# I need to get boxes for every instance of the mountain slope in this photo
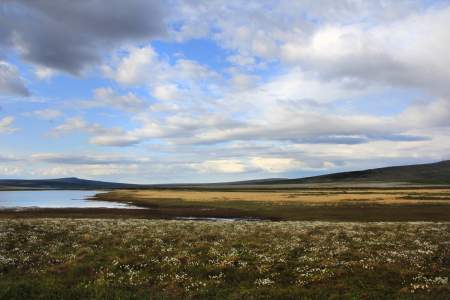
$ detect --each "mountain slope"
[260,160,450,185]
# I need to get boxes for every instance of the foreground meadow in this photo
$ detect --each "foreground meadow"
[1,219,449,299]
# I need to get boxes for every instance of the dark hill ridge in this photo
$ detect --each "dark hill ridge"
[1,160,449,189]
[261,160,450,185]
[0,177,141,189]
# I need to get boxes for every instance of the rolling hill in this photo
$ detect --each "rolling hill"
[1,160,449,189]
[259,160,450,185]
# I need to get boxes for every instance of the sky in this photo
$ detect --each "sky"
[1,0,450,183]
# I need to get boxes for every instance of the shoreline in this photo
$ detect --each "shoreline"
[3,203,450,222]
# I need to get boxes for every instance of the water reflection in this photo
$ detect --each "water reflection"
[0,190,142,209]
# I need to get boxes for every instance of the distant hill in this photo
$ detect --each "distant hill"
[257,160,450,185]
[0,177,142,190]
[1,161,449,189]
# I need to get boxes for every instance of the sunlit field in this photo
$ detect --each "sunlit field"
[84,188,450,222]
[98,188,450,205]
[1,219,449,299]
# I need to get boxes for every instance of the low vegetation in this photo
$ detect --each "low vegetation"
[1,219,449,299]
[2,188,450,298]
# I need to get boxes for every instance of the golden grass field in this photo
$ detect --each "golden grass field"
[81,187,450,222]
[98,188,450,205]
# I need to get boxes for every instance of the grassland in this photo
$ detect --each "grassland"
[1,219,449,299]
[95,188,450,205]
[2,188,450,299]
[84,188,450,221]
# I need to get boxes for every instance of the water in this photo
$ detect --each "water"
[0,190,142,209]
[175,216,262,222]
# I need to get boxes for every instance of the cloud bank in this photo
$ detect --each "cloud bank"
[1,0,450,182]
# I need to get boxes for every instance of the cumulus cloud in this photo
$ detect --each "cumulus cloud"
[0,116,18,133]
[3,0,450,181]
[34,66,56,80]
[105,46,158,86]
[52,117,120,136]
[89,135,140,147]
[398,99,450,128]
[280,7,450,97]
[170,1,450,98]
[229,73,259,91]
[51,117,91,135]
[103,45,219,100]
[169,1,420,63]
[72,74,448,150]
[250,157,304,173]
[80,87,147,112]
[0,0,167,74]
[0,61,29,96]
[152,84,180,101]
[51,116,140,146]
[249,157,338,173]
[190,159,247,173]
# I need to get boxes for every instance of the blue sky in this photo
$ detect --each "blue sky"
[1,0,450,183]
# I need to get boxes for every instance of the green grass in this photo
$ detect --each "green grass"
[1,219,449,299]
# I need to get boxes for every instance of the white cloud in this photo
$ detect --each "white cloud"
[30,164,140,177]
[152,84,181,100]
[230,73,259,91]
[51,117,124,139]
[34,66,56,80]
[104,45,219,101]
[190,159,247,173]
[51,116,140,146]
[52,117,89,134]
[4,1,450,182]
[280,6,450,96]
[104,46,158,86]
[227,54,256,67]
[250,157,337,173]
[89,135,140,147]
[80,87,147,112]
[250,157,304,173]
[398,99,450,128]
[0,116,18,134]
[0,165,23,176]
[170,1,423,64]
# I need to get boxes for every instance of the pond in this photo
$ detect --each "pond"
[0,190,142,209]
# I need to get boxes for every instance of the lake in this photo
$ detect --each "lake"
[0,190,142,209]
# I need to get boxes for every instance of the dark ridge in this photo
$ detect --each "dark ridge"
[1,160,449,189]
[0,177,141,189]
[256,160,450,185]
